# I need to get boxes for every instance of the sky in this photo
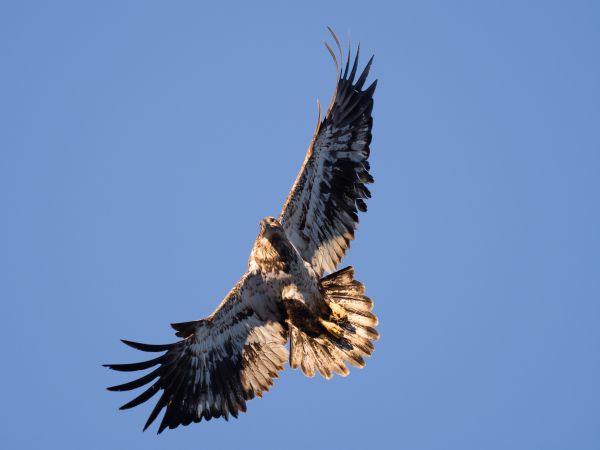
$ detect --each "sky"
[1,1,599,449]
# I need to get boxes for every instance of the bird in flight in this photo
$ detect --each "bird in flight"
[105,28,378,433]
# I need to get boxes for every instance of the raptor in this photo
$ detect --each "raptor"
[105,28,378,433]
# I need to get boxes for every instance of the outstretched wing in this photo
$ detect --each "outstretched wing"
[279,32,376,277]
[104,273,288,433]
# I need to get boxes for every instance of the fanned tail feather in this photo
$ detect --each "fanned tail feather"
[288,266,378,379]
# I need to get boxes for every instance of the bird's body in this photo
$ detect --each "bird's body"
[250,217,322,312]
[106,29,378,433]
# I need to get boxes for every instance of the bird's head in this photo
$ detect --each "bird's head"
[251,216,293,271]
[259,216,283,238]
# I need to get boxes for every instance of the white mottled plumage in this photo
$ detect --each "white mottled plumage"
[105,29,378,433]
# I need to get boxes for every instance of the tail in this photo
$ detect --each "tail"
[288,266,379,379]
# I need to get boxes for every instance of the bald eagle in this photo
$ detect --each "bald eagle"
[105,28,378,433]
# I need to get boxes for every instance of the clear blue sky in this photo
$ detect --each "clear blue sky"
[2,1,599,449]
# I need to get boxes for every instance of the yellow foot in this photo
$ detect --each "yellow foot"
[329,302,348,322]
[320,319,344,339]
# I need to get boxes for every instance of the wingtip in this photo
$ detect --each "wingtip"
[367,78,378,94]
[354,54,375,90]
[144,418,154,433]
[323,41,339,73]
[121,339,173,352]
[326,26,343,66]
[348,43,361,82]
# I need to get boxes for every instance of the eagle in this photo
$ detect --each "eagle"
[105,28,378,433]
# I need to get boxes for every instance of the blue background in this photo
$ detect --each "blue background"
[2,1,599,449]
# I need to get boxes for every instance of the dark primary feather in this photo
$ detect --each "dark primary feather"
[280,43,376,277]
